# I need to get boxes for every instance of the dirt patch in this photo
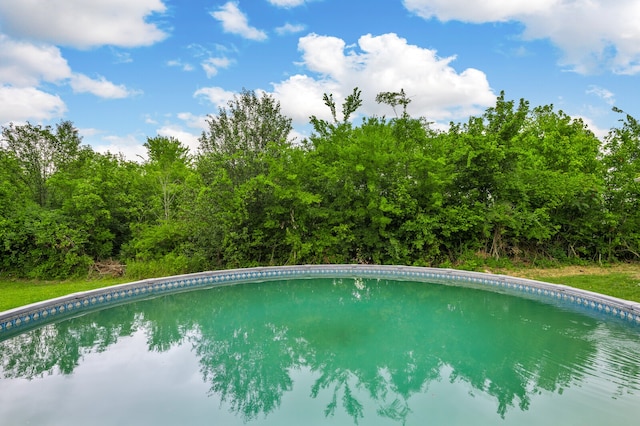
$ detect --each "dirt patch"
[89,260,126,277]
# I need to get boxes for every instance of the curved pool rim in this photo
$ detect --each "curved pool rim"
[2,264,640,337]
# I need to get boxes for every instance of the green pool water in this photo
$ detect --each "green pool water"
[1,277,639,425]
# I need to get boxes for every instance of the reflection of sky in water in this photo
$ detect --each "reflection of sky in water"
[0,330,214,425]
[1,337,634,426]
[1,278,639,425]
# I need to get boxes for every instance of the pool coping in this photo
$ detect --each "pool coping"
[2,265,640,337]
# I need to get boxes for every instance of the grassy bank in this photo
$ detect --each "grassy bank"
[496,264,640,303]
[0,276,131,312]
[1,263,639,313]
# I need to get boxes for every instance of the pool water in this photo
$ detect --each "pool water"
[1,277,639,425]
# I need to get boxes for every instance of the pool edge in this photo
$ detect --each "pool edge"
[2,265,640,336]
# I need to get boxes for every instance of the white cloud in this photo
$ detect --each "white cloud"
[268,0,309,7]
[403,0,640,74]
[201,57,233,78]
[0,34,140,123]
[0,85,66,123]
[211,2,267,41]
[586,85,615,106]
[111,49,133,64]
[0,35,71,86]
[167,60,195,72]
[176,112,209,130]
[275,23,306,36]
[194,33,494,131]
[156,125,201,153]
[574,115,609,140]
[403,0,553,22]
[94,134,147,162]
[91,113,208,161]
[271,33,494,125]
[69,74,140,99]
[271,75,340,124]
[194,86,236,109]
[79,128,102,138]
[0,0,168,49]
[144,115,159,125]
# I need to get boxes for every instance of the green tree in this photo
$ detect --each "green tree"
[143,136,192,222]
[199,89,293,187]
[602,108,640,259]
[302,89,445,264]
[1,121,83,207]
[437,93,603,262]
[193,89,295,268]
[122,137,199,275]
[47,150,147,263]
[375,88,412,118]
[521,105,603,260]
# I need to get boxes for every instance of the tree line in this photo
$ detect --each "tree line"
[1,89,638,279]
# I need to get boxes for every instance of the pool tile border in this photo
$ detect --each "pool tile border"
[2,265,640,337]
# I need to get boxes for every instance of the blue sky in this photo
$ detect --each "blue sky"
[1,0,638,159]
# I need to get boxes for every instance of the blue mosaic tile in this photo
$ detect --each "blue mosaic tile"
[2,265,639,337]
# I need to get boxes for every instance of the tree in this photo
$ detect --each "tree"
[199,89,292,185]
[309,87,363,140]
[303,88,446,264]
[435,92,604,262]
[191,89,295,268]
[121,137,200,275]
[375,88,411,118]
[601,108,640,259]
[0,121,83,207]
[200,88,292,154]
[143,136,192,222]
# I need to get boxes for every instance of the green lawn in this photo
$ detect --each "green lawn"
[497,264,640,303]
[1,264,639,312]
[532,273,640,302]
[0,277,130,312]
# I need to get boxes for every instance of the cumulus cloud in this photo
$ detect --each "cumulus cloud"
[573,115,609,140]
[177,112,209,130]
[156,125,201,153]
[0,0,168,49]
[194,86,237,109]
[147,113,208,155]
[93,134,148,161]
[0,36,70,122]
[0,35,71,86]
[0,35,141,122]
[194,33,495,129]
[271,33,494,125]
[201,57,233,78]
[0,85,67,123]
[211,2,267,41]
[275,23,306,36]
[69,74,141,99]
[403,0,552,22]
[403,0,640,74]
[271,75,340,124]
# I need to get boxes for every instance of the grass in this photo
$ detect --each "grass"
[1,263,639,312]
[492,263,640,303]
[0,276,131,312]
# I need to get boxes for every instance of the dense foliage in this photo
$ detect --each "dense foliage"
[1,90,639,278]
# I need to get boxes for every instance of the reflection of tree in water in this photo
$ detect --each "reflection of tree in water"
[2,278,640,423]
[0,307,140,379]
[193,321,301,420]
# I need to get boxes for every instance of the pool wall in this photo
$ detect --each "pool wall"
[2,265,640,337]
